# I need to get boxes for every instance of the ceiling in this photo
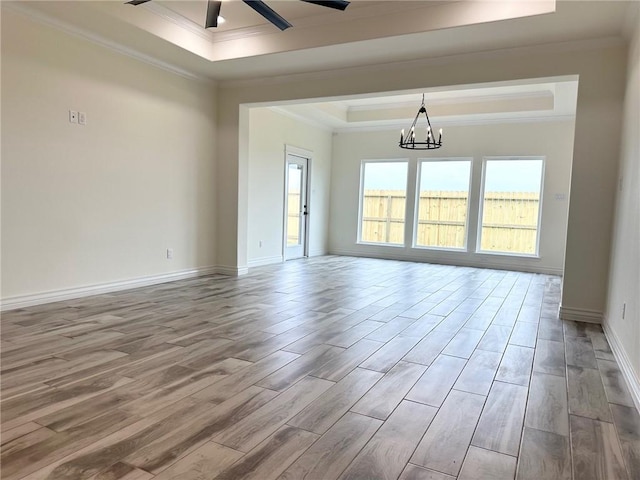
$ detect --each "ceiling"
[158,1,388,32]
[3,1,635,81]
[4,0,632,132]
[270,78,580,132]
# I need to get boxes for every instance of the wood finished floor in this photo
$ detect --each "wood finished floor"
[1,256,639,480]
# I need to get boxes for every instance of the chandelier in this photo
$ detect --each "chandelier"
[399,94,442,150]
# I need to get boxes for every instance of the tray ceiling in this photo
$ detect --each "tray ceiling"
[2,1,632,81]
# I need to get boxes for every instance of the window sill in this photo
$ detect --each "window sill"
[475,250,540,259]
[411,246,467,253]
[357,241,405,248]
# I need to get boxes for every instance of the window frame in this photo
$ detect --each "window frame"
[412,157,473,252]
[476,156,546,258]
[357,158,409,247]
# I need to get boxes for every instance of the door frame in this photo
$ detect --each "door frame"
[283,145,312,260]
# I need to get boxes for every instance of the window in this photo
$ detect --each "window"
[479,157,544,255]
[415,159,471,249]
[359,161,408,245]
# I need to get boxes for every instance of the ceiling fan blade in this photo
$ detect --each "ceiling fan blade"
[242,0,292,31]
[205,0,222,28]
[125,0,152,5]
[299,0,350,11]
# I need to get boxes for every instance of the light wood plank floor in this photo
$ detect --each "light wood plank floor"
[2,256,639,480]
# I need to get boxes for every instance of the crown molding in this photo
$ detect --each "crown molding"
[346,90,555,113]
[219,35,624,88]
[3,2,212,84]
[332,114,576,134]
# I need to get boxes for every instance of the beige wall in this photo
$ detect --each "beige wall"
[605,10,640,401]
[247,108,333,265]
[218,41,626,320]
[1,10,218,303]
[329,121,575,274]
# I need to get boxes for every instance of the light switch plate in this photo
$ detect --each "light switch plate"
[69,110,77,123]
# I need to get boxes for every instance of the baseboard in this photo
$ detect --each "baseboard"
[216,265,249,276]
[246,251,326,268]
[247,255,284,268]
[328,248,564,275]
[603,320,640,412]
[1,265,227,311]
[559,306,603,323]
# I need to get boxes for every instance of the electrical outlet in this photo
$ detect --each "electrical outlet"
[78,111,86,125]
[622,302,626,319]
[69,110,78,123]
[166,248,174,260]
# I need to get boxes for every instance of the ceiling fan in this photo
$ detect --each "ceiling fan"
[126,0,350,31]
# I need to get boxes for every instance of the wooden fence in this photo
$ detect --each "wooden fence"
[287,190,539,253]
[287,192,301,245]
[361,190,539,253]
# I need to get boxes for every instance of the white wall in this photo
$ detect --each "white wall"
[604,8,640,405]
[247,109,333,266]
[329,121,575,274]
[1,9,218,306]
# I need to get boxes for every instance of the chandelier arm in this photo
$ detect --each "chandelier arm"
[409,112,420,138]
[423,111,434,131]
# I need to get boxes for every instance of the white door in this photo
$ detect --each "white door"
[284,155,309,260]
